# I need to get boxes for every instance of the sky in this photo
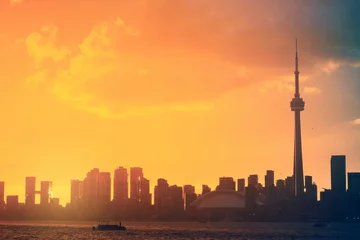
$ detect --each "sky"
[0,0,359,206]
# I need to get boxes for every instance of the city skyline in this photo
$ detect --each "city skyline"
[0,0,360,205]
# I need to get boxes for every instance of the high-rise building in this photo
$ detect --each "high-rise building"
[140,177,151,206]
[183,185,195,194]
[0,182,4,205]
[237,179,245,193]
[82,168,99,208]
[265,170,275,188]
[154,178,169,211]
[331,155,346,193]
[6,195,19,209]
[169,185,184,214]
[183,185,196,209]
[290,40,305,197]
[130,167,143,202]
[202,185,211,195]
[25,177,36,205]
[348,172,360,194]
[40,181,52,205]
[70,180,82,206]
[114,167,128,202]
[248,175,258,187]
[217,177,235,190]
[98,172,111,206]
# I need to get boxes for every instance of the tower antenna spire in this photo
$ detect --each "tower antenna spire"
[294,38,300,97]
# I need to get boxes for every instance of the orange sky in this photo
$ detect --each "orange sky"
[0,0,359,206]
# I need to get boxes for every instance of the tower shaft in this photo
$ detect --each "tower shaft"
[290,39,305,197]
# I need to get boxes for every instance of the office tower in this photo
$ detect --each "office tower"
[0,182,4,205]
[114,167,128,202]
[331,155,346,193]
[140,177,151,206]
[130,167,143,202]
[248,174,258,187]
[202,185,211,195]
[305,175,317,202]
[50,198,60,206]
[70,180,82,206]
[276,179,285,188]
[265,170,275,188]
[183,185,196,209]
[25,177,36,205]
[237,179,245,193]
[6,196,19,209]
[348,172,360,193]
[285,176,294,192]
[183,185,195,194]
[82,168,99,208]
[40,181,52,205]
[98,172,111,206]
[154,178,169,211]
[169,185,184,213]
[218,177,235,190]
[290,40,305,196]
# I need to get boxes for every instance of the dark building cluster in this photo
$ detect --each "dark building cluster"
[0,158,359,222]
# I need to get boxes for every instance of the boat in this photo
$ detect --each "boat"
[92,220,126,231]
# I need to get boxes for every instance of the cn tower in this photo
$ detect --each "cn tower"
[290,39,305,197]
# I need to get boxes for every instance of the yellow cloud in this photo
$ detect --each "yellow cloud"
[24,19,220,118]
[304,86,322,94]
[9,0,23,4]
[351,118,360,125]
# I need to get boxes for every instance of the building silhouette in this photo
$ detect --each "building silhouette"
[290,39,305,197]
[331,155,346,194]
[70,180,82,207]
[202,185,211,195]
[113,167,128,202]
[40,181,52,205]
[348,172,360,193]
[217,177,235,190]
[248,174,258,187]
[25,177,36,206]
[0,182,4,206]
[265,170,274,188]
[237,178,245,193]
[98,172,111,209]
[130,167,143,203]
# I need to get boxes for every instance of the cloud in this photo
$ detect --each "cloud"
[23,1,360,117]
[304,86,322,94]
[9,0,24,4]
[351,118,360,125]
[24,19,247,117]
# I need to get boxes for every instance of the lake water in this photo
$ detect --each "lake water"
[0,221,359,239]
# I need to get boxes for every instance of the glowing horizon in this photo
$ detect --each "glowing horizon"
[0,0,359,206]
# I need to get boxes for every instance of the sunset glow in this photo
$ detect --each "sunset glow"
[0,0,359,206]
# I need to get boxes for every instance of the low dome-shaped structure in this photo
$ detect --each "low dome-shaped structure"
[190,190,246,209]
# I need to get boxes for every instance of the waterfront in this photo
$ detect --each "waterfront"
[0,221,359,240]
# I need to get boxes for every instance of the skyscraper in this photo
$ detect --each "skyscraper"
[70,180,82,206]
[130,167,143,202]
[348,172,360,193]
[0,182,4,205]
[140,177,151,206]
[290,40,305,197]
[40,181,52,205]
[98,172,111,207]
[265,170,275,188]
[25,177,36,205]
[331,155,346,193]
[248,174,258,187]
[114,167,128,202]
[237,179,245,193]
[217,177,235,190]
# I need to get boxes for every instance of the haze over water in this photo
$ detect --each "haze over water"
[0,222,359,240]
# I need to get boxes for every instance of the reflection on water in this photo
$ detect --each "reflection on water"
[0,221,359,240]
